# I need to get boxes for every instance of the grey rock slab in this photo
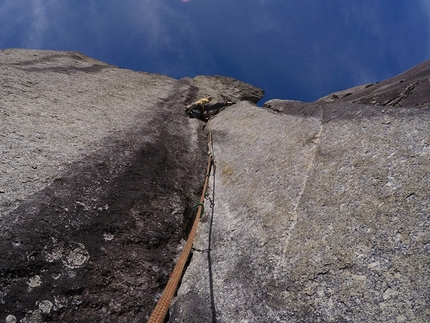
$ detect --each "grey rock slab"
[170,101,323,322]
[0,49,178,219]
[170,100,430,322]
[280,103,430,322]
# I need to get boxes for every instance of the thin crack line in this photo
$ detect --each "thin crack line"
[282,106,324,256]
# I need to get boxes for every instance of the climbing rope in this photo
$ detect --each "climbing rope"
[147,129,214,323]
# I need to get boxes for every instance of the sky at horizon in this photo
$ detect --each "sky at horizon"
[1,0,430,103]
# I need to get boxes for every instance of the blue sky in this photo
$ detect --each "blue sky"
[1,0,430,103]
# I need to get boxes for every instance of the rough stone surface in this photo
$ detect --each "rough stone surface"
[317,59,430,108]
[2,48,429,323]
[0,49,263,322]
[186,75,265,105]
[170,62,430,322]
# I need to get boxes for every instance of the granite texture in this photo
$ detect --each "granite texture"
[170,61,430,322]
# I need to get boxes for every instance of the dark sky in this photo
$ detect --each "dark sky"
[1,0,429,103]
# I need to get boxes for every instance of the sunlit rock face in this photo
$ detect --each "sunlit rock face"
[0,49,263,322]
[170,61,430,323]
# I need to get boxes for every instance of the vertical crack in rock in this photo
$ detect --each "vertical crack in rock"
[281,105,324,257]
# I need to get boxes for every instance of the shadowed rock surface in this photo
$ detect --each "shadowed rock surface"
[0,49,263,322]
[170,61,430,322]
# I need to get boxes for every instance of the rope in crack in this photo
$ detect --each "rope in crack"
[147,129,214,323]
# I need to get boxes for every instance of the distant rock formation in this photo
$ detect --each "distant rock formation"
[0,49,263,322]
[317,60,430,107]
[170,61,430,322]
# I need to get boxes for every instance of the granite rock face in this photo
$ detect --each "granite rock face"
[170,61,430,322]
[2,48,429,323]
[0,49,263,322]
[317,59,430,108]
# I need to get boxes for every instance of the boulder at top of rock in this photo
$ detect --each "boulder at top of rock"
[185,74,265,104]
